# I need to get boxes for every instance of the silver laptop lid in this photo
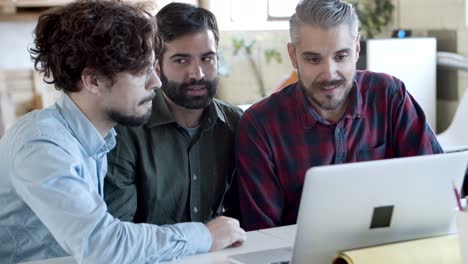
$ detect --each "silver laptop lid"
[292,152,468,264]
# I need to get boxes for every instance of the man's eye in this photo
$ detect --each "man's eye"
[336,54,348,61]
[306,57,320,63]
[203,57,212,62]
[174,58,187,64]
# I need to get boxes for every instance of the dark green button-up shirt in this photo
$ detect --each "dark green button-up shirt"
[104,89,243,225]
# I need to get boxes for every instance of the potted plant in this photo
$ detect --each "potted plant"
[349,0,395,39]
[231,36,282,98]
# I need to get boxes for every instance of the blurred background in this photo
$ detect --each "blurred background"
[0,0,467,139]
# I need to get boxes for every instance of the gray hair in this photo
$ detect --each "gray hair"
[289,0,359,44]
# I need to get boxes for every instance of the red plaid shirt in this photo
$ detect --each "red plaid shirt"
[235,70,443,231]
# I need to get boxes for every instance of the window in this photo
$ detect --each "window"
[267,0,299,20]
[210,0,300,30]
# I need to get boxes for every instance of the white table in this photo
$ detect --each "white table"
[19,226,296,264]
[257,225,296,244]
[161,228,293,264]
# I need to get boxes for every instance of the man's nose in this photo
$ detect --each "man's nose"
[319,59,338,81]
[146,69,161,90]
[188,61,205,80]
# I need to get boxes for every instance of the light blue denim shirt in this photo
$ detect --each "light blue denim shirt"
[0,94,211,264]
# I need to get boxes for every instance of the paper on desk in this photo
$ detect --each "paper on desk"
[332,235,461,264]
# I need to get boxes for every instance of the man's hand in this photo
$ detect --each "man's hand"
[206,216,246,251]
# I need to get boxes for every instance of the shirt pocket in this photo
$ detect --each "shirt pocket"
[357,143,387,161]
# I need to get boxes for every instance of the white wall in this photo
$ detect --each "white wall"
[396,0,468,132]
[0,22,36,70]
[217,30,293,105]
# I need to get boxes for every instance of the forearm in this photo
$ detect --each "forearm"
[15,174,212,263]
[13,142,211,263]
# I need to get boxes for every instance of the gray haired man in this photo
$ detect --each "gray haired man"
[236,0,442,231]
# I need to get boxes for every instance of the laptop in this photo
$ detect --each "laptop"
[229,152,468,264]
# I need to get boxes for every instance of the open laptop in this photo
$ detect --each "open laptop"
[229,152,468,264]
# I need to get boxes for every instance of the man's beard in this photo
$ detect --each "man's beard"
[299,74,354,111]
[160,70,218,110]
[108,94,154,126]
[109,110,152,126]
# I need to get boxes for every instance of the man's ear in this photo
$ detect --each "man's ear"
[355,34,361,63]
[81,68,104,94]
[155,63,161,77]
[287,42,298,69]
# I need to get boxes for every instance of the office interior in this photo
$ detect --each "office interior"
[2,0,468,263]
[0,0,467,137]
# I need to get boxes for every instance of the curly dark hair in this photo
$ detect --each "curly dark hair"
[155,2,219,48]
[30,0,160,92]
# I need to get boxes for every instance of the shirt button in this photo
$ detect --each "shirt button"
[193,174,197,180]
[194,206,198,213]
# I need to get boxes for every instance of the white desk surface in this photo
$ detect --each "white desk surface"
[258,225,296,244]
[20,226,295,264]
[161,229,292,264]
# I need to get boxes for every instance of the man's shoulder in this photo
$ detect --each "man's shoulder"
[356,70,403,95]
[213,98,243,117]
[246,83,298,118]
[3,107,78,154]
[17,107,71,140]
[212,98,244,127]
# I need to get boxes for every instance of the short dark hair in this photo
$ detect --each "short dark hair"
[30,0,159,93]
[155,2,219,47]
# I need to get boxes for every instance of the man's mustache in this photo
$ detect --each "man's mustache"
[186,78,212,86]
[313,79,346,88]
[138,93,156,105]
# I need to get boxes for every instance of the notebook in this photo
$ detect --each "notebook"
[333,234,460,264]
[229,152,468,264]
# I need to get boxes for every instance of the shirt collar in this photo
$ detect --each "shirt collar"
[146,88,226,129]
[56,93,116,157]
[296,76,364,128]
[341,77,364,119]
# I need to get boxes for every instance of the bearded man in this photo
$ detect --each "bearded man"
[235,0,443,231]
[104,2,243,225]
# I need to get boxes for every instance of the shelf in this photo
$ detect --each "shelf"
[0,0,73,20]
